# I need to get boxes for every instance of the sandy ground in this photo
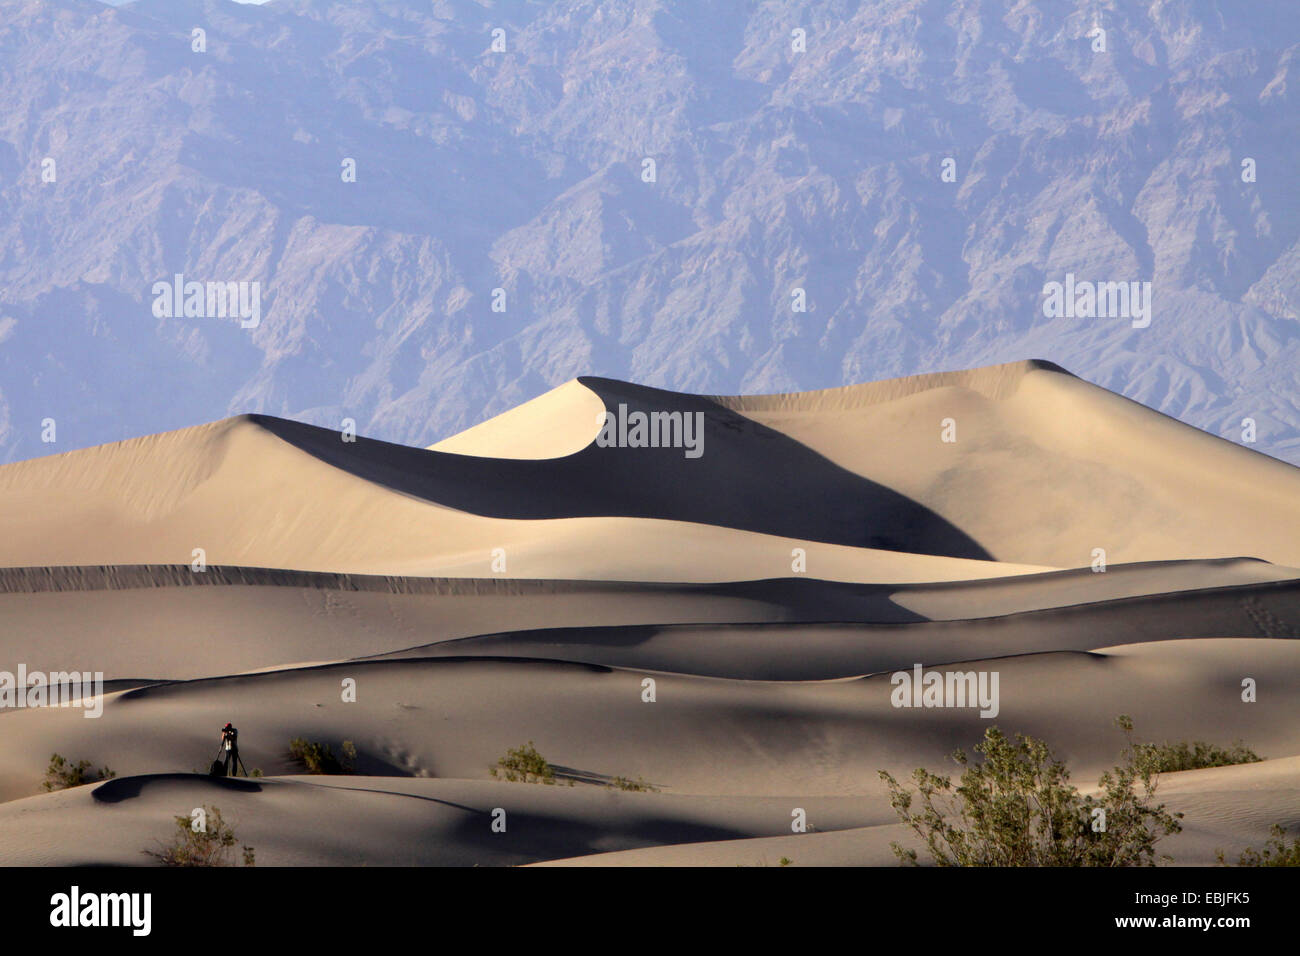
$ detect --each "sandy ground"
[1,359,1298,866]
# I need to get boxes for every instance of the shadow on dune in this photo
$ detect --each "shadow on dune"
[252,378,991,558]
[443,808,750,865]
[378,577,1300,680]
[548,764,663,790]
[91,773,263,803]
[292,780,485,815]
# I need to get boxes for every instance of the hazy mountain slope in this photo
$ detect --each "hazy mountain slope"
[0,0,1296,465]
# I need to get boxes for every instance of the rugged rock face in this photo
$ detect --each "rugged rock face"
[1,0,1296,463]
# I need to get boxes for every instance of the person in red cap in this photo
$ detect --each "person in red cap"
[219,722,240,777]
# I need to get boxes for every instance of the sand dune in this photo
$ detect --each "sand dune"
[1,638,1296,802]
[536,757,1300,867]
[0,638,1295,865]
[0,413,1048,582]
[428,379,607,459]
[2,360,1298,866]
[2,558,1294,681]
[383,576,1300,680]
[0,775,883,867]
[7,360,1299,580]
[711,361,1300,567]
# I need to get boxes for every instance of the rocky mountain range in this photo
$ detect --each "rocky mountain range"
[1,0,1297,463]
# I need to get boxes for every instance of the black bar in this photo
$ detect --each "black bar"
[0,865,1287,942]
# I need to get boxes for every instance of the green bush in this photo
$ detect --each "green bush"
[43,753,115,791]
[143,805,255,867]
[878,716,1184,866]
[1218,825,1300,867]
[490,741,555,784]
[288,737,356,775]
[1130,739,1261,773]
[607,775,659,792]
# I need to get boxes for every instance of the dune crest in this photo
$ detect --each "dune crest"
[428,380,606,459]
[709,358,1066,413]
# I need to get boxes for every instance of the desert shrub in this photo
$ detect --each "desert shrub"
[1130,739,1261,773]
[43,753,115,791]
[1218,825,1300,867]
[878,716,1183,866]
[490,741,554,784]
[143,805,255,867]
[288,737,356,774]
[608,775,659,792]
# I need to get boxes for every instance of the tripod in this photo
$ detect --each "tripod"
[213,740,246,777]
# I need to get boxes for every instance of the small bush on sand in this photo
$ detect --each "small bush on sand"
[1218,825,1300,867]
[878,716,1184,866]
[490,741,555,784]
[43,753,115,791]
[1131,739,1261,773]
[608,775,659,792]
[143,805,255,867]
[288,737,356,774]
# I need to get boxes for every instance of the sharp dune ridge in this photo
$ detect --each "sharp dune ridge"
[2,360,1300,865]
[369,576,1300,681]
[0,563,886,596]
[1,553,1293,605]
[705,358,1072,411]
